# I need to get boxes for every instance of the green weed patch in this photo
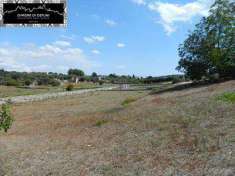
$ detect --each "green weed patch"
[217,92,235,103]
[121,97,137,106]
[95,119,109,127]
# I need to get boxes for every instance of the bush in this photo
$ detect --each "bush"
[208,73,220,83]
[5,78,20,87]
[0,103,14,132]
[95,119,108,127]
[99,80,104,85]
[50,79,61,87]
[24,79,32,86]
[66,84,74,91]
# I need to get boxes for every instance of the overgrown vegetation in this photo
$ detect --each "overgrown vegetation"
[0,103,14,132]
[177,0,235,81]
[217,91,235,103]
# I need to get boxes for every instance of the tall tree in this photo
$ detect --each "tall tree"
[206,0,235,77]
[68,69,85,83]
[91,72,98,78]
[177,18,214,80]
[177,0,235,80]
[68,69,85,77]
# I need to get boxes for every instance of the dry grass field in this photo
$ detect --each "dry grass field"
[0,83,107,98]
[0,81,235,176]
[0,86,62,98]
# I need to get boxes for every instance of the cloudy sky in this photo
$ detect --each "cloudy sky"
[0,0,215,76]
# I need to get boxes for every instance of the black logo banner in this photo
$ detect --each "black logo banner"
[3,3,65,25]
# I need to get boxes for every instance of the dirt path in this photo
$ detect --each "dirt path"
[0,86,117,105]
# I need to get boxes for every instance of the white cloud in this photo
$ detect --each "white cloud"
[60,34,77,41]
[83,35,105,44]
[131,0,146,6]
[57,65,69,72]
[148,0,214,35]
[91,14,101,20]
[0,42,97,73]
[117,43,126,48]
[31,65,52,72]
[91,49,101,55]
[0,48,9,56]
[116,65,126,69]
[53,41,71,47]
[0,57,32,72]
[105,19,117,27]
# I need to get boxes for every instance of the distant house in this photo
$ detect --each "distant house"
[98,76,102,81]
[75,77,80,84]
[70,76,80,84]
[29,80,38,88]
[120,84,129,90]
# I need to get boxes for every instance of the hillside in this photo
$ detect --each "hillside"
[0,81,235,176]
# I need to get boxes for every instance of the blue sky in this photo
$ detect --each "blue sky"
[0,0,214,76]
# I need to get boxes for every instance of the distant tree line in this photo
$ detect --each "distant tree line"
[142,75,186,84]
[0,68,186,87]
[0,69,68,87]
[177,0,235,81]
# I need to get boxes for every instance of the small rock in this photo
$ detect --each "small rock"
[224,168,235,176]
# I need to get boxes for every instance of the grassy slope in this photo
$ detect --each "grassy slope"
[0,81,235,175]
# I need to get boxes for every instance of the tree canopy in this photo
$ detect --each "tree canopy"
[177,0,235,80]
[68,69,85,77]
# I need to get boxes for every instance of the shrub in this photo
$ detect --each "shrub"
[5,78,20,87]
[95,119,108,127]
[0,103,14,132]
[50,79,61,87]
[217,92,235,103]
[208,73,220,83]
[24,79,32,86]
[66,84,74,91]
[99,80,104,85]
[121,97,137,106]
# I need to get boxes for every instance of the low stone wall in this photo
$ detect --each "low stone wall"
[0,87,117,105]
